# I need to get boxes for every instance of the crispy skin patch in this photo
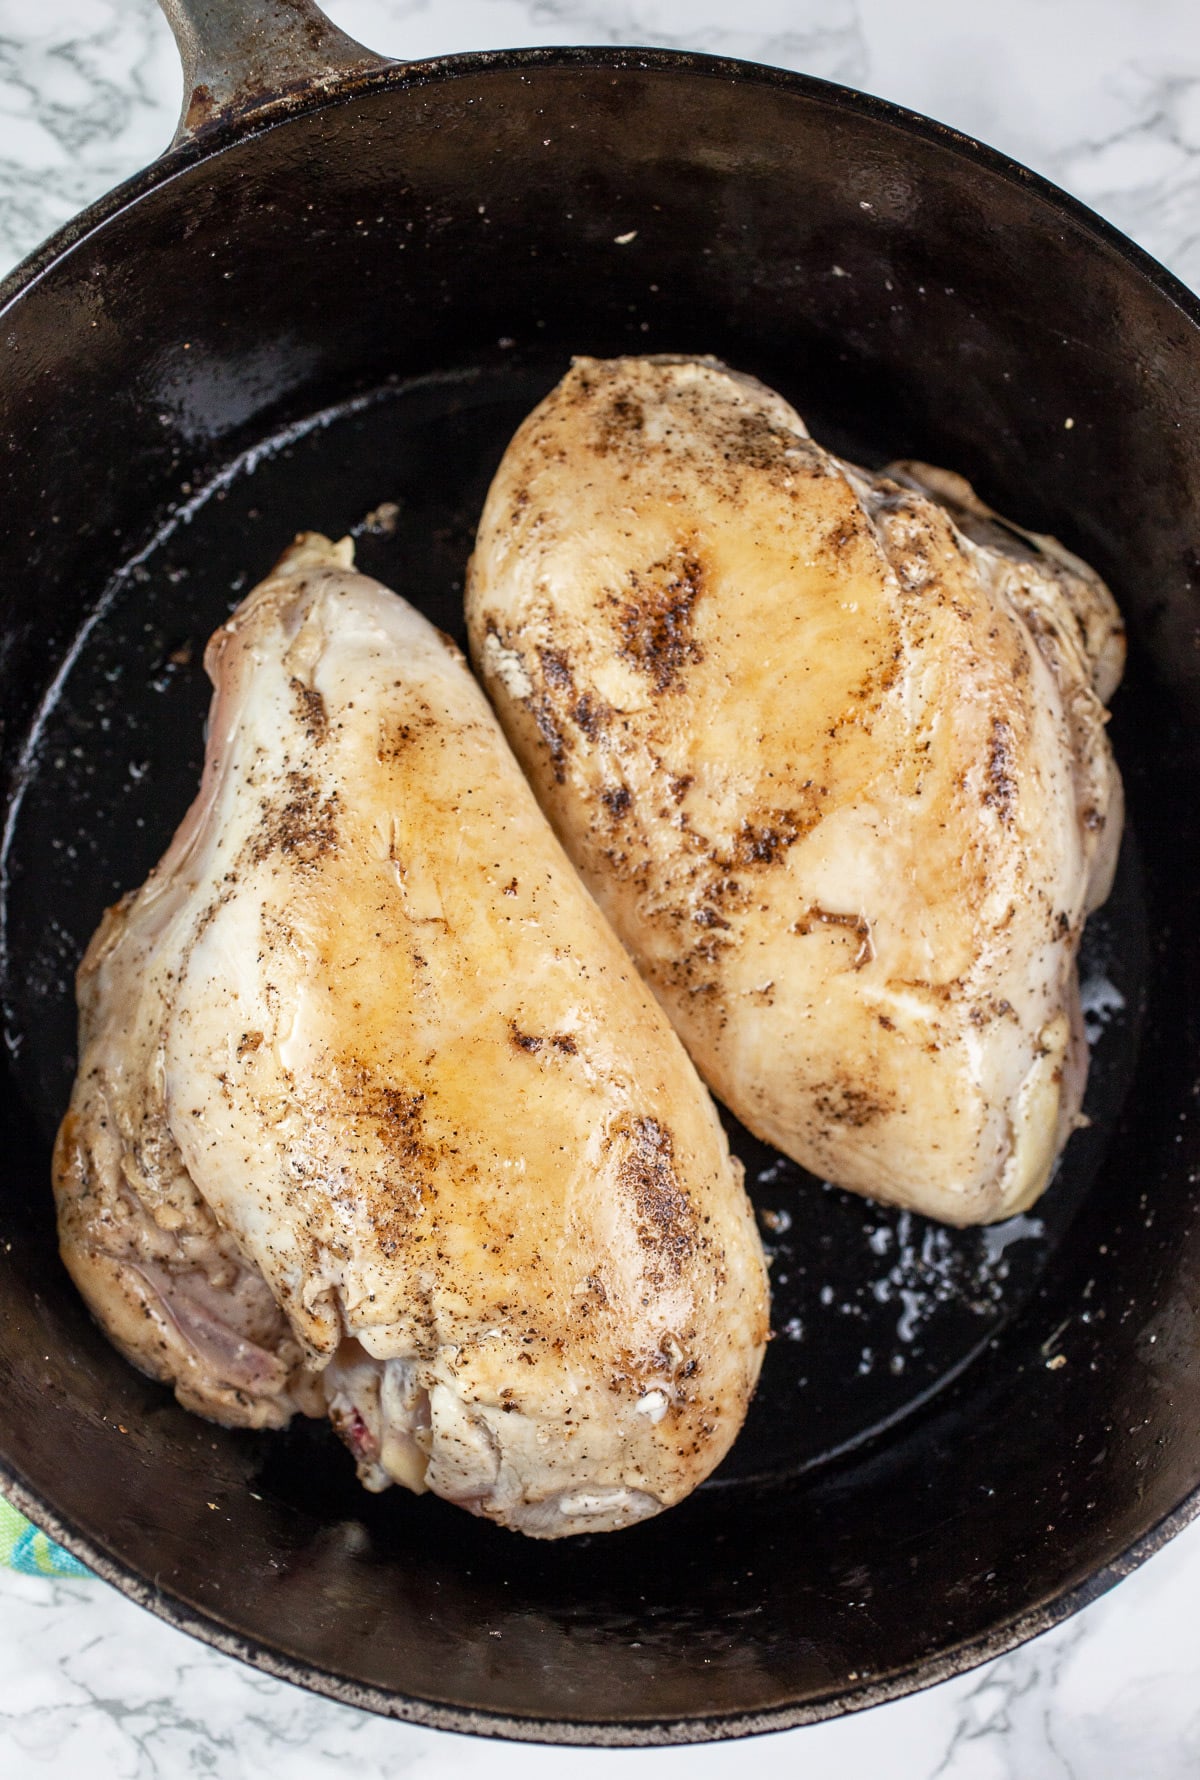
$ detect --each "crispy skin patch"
[538,645,573,691]
[485,625,616,783]
[727,810,812,868]
[616,1116,697,1278]
[986,717,1017,823]
[570,690,610,741]
[250,770,339,870]
[611,550,705,694]
[592,389,646,454]
[529,692,570,782]
[601,784,633,820]
[376,720,415,762]
[290,677,329,744]
[812,1080,894,1131]
[723,408,805,475]
[509,1022,578,1057]
[322,1061,438,1257]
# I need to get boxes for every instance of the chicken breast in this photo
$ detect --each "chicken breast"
[465,356,1125,1227]
[54,532,768,1537]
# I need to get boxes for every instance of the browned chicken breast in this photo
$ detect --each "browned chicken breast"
[466,356,1125,1227]
[54,533,768,1537]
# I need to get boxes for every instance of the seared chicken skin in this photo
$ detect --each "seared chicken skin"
[54,533,768,1537]
[466,356,1125,1227]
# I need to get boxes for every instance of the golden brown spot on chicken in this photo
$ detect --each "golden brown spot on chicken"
[538,645,574,692]
[823,519,861,555]
[527,693,570,782]
[376,718,416,761]
[612,550,705,694]
[616,1116,697,1276]
[813,1080,893,1130]
[727,807,816,868]
[968,996,1017,1028]
[693,905,731,931]
[570,691,609,741]
[985,717,1017,823]
[290,677,328,744]
[325,1062,437,1250]
[250,770,339,870]
[723,407,803,475]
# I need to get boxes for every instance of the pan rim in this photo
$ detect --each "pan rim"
[3,38,1200,1744]
[1,42,1198,333]
[2,1449,1198,1744]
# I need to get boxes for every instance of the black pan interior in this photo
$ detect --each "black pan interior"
[0,50,1198,1741]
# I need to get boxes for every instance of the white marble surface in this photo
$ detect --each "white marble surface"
[2,0,1200,1774]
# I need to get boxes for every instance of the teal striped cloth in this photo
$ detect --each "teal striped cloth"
[0,1495,90,1578]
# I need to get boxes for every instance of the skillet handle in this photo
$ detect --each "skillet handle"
[158,0,392,144]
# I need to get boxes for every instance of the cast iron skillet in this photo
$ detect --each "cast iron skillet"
[1,0,1198,1746]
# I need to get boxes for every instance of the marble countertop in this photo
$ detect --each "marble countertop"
[2,1,1199,1775]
